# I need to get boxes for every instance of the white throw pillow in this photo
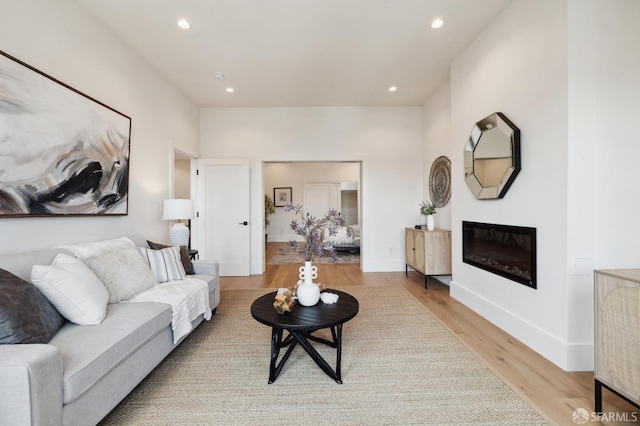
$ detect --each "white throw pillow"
[139,246,186,283]
[31,253,109,325]
[85,244,157,303]
[54,237,136,261]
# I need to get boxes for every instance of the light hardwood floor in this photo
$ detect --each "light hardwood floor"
[220,243,639,426]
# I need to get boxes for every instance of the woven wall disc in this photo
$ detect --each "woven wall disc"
[429,156,451,207]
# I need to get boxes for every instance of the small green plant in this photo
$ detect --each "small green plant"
[419,201,436,215]
[265,195,276,227]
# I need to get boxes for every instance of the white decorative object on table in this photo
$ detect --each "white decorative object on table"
[297,261,320,306]
[419,201,437,231]
[426,214,435,231]
[320,292,339,304]
[300,261,318,285]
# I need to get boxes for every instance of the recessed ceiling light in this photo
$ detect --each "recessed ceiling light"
[431,18,444,29]
[388,86,397,92]
[177,19,191,30]
[226,88,234,93]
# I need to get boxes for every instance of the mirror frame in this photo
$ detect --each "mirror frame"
[464,112,520,199]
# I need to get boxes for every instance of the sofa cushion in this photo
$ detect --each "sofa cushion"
[31,254,109,325]
[0,269,65,344]
[49,302,172,404]
[139,246,186,283]
[54,237,136,261]
[147,240,195,275]
[0,248,70,282]
[85,245,157,303]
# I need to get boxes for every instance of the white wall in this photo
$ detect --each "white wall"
[200,107,422,273]
[422,82,453,231]
[174,159,192,199]
[0,0,199,254]
[450,0,571,368]
[264,162,360,242]
[448,0,640,371]
[566,0,640,368]
[590,0,640,268]
[566,0,599,371]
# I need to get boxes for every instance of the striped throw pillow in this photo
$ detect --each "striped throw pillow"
[139,246,186,283]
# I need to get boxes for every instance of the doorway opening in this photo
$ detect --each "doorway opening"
[171,148,195,249]
[263,161,362,268]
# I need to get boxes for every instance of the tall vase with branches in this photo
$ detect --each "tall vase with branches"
[284,203,348,306]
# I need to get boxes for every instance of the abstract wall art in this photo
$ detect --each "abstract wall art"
[0,50,131,217]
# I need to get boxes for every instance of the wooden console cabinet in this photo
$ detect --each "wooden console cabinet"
[594,269,640,413]
[405,228,451,288]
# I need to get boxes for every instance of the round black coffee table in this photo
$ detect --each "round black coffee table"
[251,289,359,384]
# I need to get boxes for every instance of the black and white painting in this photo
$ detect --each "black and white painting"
[273,187,292,207]
[0,51,131,217]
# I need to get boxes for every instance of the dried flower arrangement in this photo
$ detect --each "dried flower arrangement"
[284,203,350,262]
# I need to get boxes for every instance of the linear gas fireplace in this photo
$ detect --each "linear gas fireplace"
[462,221,536,289]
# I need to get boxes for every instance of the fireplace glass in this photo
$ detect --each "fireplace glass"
[462,221,536,289]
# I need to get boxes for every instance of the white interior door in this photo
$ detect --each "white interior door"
[195,159,250,276]
[303,182,340,217]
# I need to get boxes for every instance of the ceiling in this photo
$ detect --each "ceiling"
[75,0,513,108]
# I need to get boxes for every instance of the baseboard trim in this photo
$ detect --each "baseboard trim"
[450,280,593,371]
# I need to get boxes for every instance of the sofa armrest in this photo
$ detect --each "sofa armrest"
[192,259,219,277]
[0,344,63,426]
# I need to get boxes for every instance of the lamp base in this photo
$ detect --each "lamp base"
[169,223,190,247]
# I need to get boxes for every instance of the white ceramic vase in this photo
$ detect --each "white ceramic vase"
[419,214,427,225]
[426,214,435,231]
[297,261,320,306]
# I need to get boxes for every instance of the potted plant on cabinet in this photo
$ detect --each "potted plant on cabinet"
[419,201,436,231]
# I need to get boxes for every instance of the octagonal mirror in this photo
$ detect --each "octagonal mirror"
[464,112,520,199]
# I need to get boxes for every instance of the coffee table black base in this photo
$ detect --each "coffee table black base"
[251,289,358,385]
[269,324,343,384]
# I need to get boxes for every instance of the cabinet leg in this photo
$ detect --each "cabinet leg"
[595,379,602,414]
[405,264,408,276]
[424,275,428,289]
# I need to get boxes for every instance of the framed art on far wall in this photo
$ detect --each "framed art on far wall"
[273,187,292,207]
[0,50,131,217]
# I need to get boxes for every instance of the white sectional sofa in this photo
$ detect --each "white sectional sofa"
[0,236,220,426]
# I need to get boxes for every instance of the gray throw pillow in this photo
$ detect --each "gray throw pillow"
[85,245,157,304]
[147,240,195,275]
[0,268,65,344]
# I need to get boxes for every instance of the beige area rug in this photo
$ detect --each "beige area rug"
[100,286,548,425]
[268,243,360,264]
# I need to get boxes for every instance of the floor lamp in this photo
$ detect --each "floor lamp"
[163,199,195,247]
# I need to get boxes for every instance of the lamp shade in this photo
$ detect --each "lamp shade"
[163,199,195,221]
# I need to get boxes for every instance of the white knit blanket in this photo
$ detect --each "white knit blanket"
[126,277,212,343]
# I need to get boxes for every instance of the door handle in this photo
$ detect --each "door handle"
[238,221,249,226]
